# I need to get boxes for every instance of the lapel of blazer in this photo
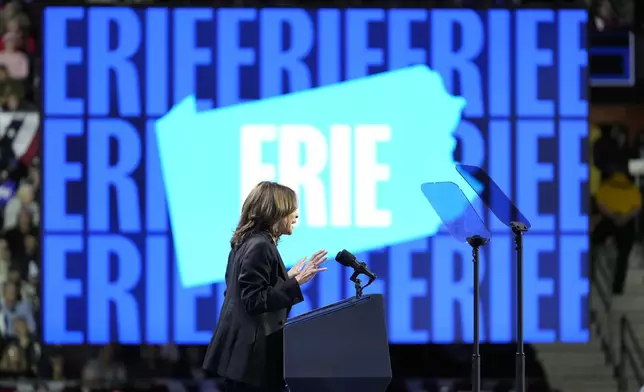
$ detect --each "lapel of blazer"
[275,250,288,280]
[257,230,288,279]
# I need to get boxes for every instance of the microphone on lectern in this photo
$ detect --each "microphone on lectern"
[335,249,377,280]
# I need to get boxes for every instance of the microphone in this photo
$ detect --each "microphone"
[335,249,377,280]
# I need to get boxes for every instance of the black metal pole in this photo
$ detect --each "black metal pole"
[467,235,489,392]
[472,244,481,392]
[511,222,528,392]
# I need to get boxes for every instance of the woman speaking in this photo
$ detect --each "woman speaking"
[203,181,328,392]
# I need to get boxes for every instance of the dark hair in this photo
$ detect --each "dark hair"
[230,181,297,249]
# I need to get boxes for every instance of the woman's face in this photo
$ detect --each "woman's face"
[277,209,299,236]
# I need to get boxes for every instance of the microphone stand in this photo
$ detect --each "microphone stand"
[349,262,376,299]
[349,270,363,298]
[511,221,529,392]
[466,234,489,392]
[349,262,366,298]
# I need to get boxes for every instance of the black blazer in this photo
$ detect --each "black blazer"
[202,231,303,388]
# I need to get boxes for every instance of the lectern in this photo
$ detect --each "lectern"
[283,294,392,392]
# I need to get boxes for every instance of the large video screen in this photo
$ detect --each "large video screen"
[42,7,589,344]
